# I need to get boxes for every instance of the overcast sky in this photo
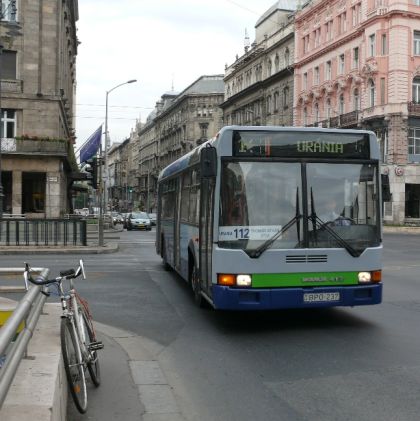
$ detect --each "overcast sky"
[75,0,277,151]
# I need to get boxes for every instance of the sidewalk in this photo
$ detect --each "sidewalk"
[67,322,186,421]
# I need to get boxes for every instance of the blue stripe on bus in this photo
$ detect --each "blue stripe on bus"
[211,284,382,310]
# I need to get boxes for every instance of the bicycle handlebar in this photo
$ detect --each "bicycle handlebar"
[24,260,85,287]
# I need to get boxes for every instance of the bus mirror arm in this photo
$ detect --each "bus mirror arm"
[201,146,217,178]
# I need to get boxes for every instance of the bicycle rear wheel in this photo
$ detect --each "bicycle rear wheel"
[81,311,101,387]
[61,318,88,413]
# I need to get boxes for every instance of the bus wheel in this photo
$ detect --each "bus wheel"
[191,264,206,308]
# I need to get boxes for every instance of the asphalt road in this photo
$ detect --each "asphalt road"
[2,230,420,421]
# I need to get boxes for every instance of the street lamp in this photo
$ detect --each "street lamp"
[98,78,137,246]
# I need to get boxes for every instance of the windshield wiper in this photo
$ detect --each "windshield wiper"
[248,189,302,259]
[247,215,301,258]
[309,188,361,258]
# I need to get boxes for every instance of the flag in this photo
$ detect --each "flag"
[80,125,102,163]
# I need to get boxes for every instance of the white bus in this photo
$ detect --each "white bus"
[156,126,383,310]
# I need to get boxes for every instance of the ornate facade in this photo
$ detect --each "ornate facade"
[0,0,78,217]
[221,1,297,127]
[294,0,420,224]
[137,76,224,212]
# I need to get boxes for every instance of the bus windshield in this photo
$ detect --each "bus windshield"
[219,161,380,253]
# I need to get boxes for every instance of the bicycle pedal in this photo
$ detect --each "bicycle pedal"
[88,341,104,351]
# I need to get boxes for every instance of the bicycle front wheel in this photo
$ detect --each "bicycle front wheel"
[61,318,88,413]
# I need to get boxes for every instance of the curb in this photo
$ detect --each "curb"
[383,226,420,234]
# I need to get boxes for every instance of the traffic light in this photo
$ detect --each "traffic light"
[85,157,98,189]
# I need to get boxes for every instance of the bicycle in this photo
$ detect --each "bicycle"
[23,259,103,414]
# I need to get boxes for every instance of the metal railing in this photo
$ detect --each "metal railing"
[0,218,87,246]
[0,267,48,409]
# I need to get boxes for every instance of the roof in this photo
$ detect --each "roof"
[179,75,224,96]
[256,0,298,27]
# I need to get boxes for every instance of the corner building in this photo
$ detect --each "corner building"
[0,0,78,217]
[294,0,420,225]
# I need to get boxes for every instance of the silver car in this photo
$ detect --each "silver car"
[126,212,152,231]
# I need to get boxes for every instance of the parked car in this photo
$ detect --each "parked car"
[148,213,157,226]
[111,212,123,225]
[126,212,152,231]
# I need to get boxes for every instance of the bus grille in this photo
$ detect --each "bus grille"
[286,255,328,263]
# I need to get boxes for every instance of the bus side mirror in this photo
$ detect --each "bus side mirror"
[201,146,217,178]
[381,174,392,202]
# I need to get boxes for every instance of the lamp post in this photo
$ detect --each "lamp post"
[98,79,136,246]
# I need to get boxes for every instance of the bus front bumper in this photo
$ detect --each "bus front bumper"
[211,284,382,310]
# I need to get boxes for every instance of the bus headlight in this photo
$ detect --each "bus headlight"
[218,274,252,287]
[358,272,371,283]
[236,274,252,287]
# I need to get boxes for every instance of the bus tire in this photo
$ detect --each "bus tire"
[191,263,206,308]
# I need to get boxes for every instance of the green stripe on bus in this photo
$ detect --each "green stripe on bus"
[252,272,359,288]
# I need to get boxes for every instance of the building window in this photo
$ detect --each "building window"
[274,91,279,111]
[325,20,333,41]
[408,128,420,156]
[314,66,319,85]
[415,0,420,6]
[354,89,360,110]
[414,31,420,55]
[369,79,376,107]
[339,94,345,115]
[338,12,347,34]
[267,59,272,76]
[381,34,387,55]
[412,77,420,103]
[339,54,345,74]
[326,60,332,80]
[369,34,376,56]
[0,109,16,139]
[353,47,359,68]
[326,98,331,120]
[199,123,208,139]
[314,103,319,123]
[1,50,17,79]
[303,107,308,126]
[352,4,361,26]
[380,77,386,105]
[1,0,17,22]
[283,87,289,108]
[267,95,272,114]
[303,72,307,90]
[285,48,290,66]
[275,54,280,72]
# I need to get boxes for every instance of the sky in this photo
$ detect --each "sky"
[75,0,278,152]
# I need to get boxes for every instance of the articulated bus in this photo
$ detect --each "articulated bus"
[156,126,383,310]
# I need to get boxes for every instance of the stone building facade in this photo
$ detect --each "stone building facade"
[221,1,297,127]
[0,0,78,217]
[136,76,224,212]
[294,0,420,224]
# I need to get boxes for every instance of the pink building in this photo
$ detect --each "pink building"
[294,0,420,224]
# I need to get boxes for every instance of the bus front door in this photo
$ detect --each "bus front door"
[199,177,215,297]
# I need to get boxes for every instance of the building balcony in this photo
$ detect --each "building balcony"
[0,79,23,94]
[1,137,68,155]
[339,110,359,127]
[408,101,420,116]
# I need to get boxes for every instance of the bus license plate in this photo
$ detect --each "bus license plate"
[303,292,340,303]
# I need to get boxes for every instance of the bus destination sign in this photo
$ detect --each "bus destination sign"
[233,131,370,159]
